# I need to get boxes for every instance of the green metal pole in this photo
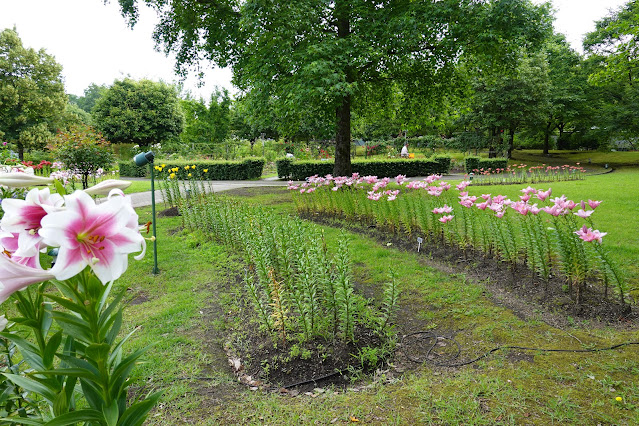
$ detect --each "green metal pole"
[150,164,159,274]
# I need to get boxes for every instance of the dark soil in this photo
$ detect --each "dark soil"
[158,205,180,217]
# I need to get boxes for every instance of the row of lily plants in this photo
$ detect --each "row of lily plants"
[175,188,399,346]
[289,173,625,308]
[468,163,587,186]
[0,169,159,424]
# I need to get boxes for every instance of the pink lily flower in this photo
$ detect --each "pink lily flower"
[488,203,503,213]
[521,186,537,195]
[574,225,607,243]
[1,187,64,258]
[0,253,55,304]
[574,209,594,218]
[438,215,454,223]
[0,232,40,268]
[395,175,407,185]
[495,210,506,218]
[432,205,453,214]
[424,174,441,184]
[427,186,443,197]
[39,191,145,284]
[456,181,471,191]
[588,200,602,210]
[519,194,531,203]
[367,191,382,201]
[536,188,552,201]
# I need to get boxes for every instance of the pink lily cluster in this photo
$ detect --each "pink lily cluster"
[453,185,606,242]
[288,173,406,201]
[574,225,607,243]
[0,187,146,304]
[432,204,454,223]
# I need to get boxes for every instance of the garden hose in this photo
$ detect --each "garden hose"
[402,331,639,368]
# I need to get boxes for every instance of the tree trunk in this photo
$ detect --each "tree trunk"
[333,0,352,177]
[488,127,498,158]
[543,121,553,155]
[334,95,352,176]
[507,127,515,159]
[17,142,24,161]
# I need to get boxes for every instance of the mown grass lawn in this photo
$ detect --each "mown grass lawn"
[115,167,639,425]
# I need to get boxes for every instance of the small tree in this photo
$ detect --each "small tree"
[93,79,184,147]
[49,125,114,189]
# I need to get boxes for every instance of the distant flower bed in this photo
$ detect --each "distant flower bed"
[468,163,586,185]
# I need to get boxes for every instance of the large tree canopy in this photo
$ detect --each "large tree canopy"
[93,78,184,147]
[116,0,551,174]
[584,0,638,86]
[0,28,67,159]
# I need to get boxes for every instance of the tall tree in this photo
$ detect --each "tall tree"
[584,0,638,86]
[93,78,184,147]
[115,0,552,175]
[466,52,551,157]
[0,28,67,159]
[584,1,639,141]
[539,34,586,153]
[180,89,232,148]
[68,83,108,114]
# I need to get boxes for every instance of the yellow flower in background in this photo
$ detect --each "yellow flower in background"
[203,169,208,173]
[188,173,192,177]
[169,173,176,179]
[161,164,166,168]
[172,167,178,172]
[191,165,196,169]
[616,396,623,402]
[184,166,189,170]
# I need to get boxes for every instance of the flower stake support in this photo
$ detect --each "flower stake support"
[134,151,159,274]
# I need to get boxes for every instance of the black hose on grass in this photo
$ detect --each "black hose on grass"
[402,331,639,367]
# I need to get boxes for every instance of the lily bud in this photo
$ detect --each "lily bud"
[0,172,54,188]
[84,179,132,196]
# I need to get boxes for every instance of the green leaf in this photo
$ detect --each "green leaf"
[105,309,123,346]
[53,179,67,196]
[1,417,45,425]
[45,294,86,315]
[43,409,103,426]
[43,331,63,369]
[0,332,45,370]
[38,368,100,381]
[51,312,93,343]
[80,378,103,411]
[2,373,57,404]
[103,400,119,426]
[116,391,162,426]
[56,354,101,378]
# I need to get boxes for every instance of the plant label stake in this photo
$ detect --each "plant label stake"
[417,237,423,252]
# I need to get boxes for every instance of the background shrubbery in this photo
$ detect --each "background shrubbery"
[277,156,452,180]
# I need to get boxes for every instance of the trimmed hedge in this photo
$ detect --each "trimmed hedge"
[119,158,265,180]
[278,157,451,180]
[117,161,147,178]
[275,158,293,179]
[465,157,509,173]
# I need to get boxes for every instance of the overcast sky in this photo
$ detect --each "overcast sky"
[0,0,629,100]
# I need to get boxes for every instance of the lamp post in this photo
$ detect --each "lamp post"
[134,151,159,274]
